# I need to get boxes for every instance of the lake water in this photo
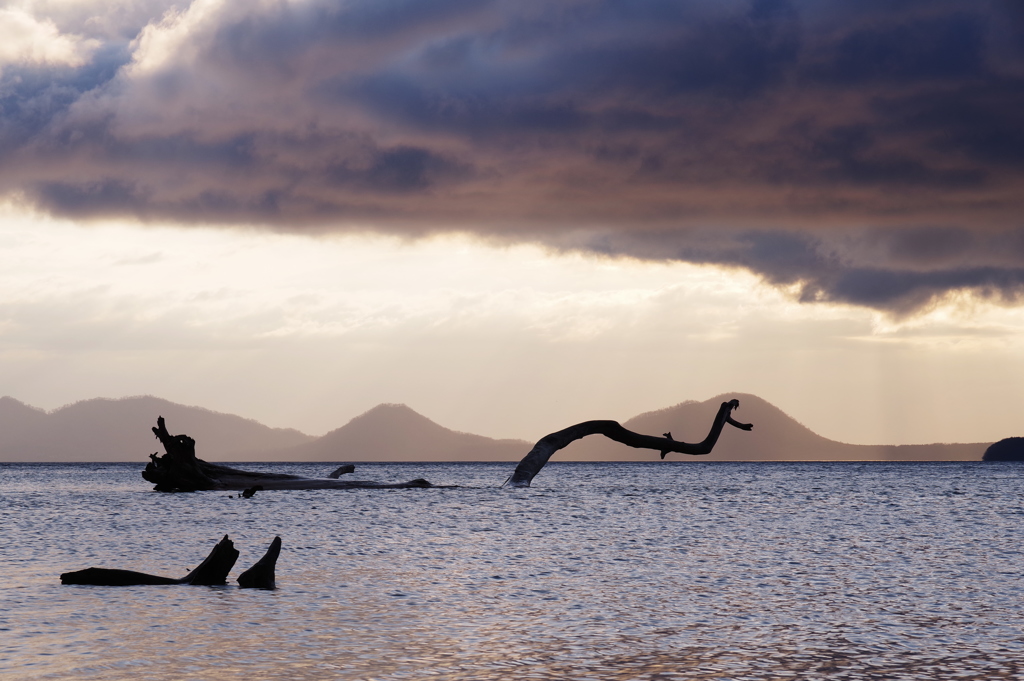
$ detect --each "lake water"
[2,461,1023,680]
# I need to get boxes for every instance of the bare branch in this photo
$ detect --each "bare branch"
[506,399,753,487]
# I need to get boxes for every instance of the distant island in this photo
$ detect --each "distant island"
[983,438,1024,461]
[0,393,992,463]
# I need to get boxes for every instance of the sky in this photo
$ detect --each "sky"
[2,0,1024,446]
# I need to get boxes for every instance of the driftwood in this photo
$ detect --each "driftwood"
[328,464,356,478]
[237,536,281,589]
[506,399,754,487]
[60,535,280,588]
[141,416,431,492]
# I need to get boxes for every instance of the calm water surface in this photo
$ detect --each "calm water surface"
[2,461,1023,679]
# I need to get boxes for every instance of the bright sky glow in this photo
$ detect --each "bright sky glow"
[4,201,1024,446]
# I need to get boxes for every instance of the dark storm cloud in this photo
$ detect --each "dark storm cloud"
[3,0,1024,313]
[808,12,987,85]
[0,43,130,154]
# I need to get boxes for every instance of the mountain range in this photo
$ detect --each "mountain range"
[0,395,313,462]
[0,393,989,462]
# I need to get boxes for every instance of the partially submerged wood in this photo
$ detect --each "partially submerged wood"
[237,536,281,590]
[328,464,355,478]
[61,535,241,586]
[506,399,754,487]
[142,416,431,492]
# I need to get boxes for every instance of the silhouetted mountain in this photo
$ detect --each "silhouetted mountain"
[0,396,314,462]
[557,393,987,462]
[273,403,531,462]
[0,393,989,462]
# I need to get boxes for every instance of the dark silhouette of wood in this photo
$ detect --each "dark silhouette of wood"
[241,485,263,498]
[506,399,754,487]
[328,464,355,478]
[60,535,284,588]
[61,535,240,586]
[60,568,182,586]
[142,416,431,491]
[182,534,242,585]
[237,536,282,589]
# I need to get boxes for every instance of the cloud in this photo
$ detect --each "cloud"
[0,7,97,72]
[1,0,1024,313]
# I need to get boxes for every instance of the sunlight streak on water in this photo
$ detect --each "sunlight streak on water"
[2,462,1023,679]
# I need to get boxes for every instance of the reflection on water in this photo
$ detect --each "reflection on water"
[2,462,1023,679]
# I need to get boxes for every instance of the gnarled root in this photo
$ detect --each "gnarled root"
[142,417,431,492]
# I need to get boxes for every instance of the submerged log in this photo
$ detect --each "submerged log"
[506,398,754,487]
[59,567,182,586]
[61,535,241,586]
[142,416,431,492]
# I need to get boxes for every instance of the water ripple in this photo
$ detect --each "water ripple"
[2,461,1023,679]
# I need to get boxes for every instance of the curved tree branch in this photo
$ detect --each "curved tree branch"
[505,399,753,488]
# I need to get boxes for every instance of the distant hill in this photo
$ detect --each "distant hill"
[272,403,531,462]
[0,396,314,462]
[983,437,1024,461]
[557,393,987,462]
[0,393,990,462]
